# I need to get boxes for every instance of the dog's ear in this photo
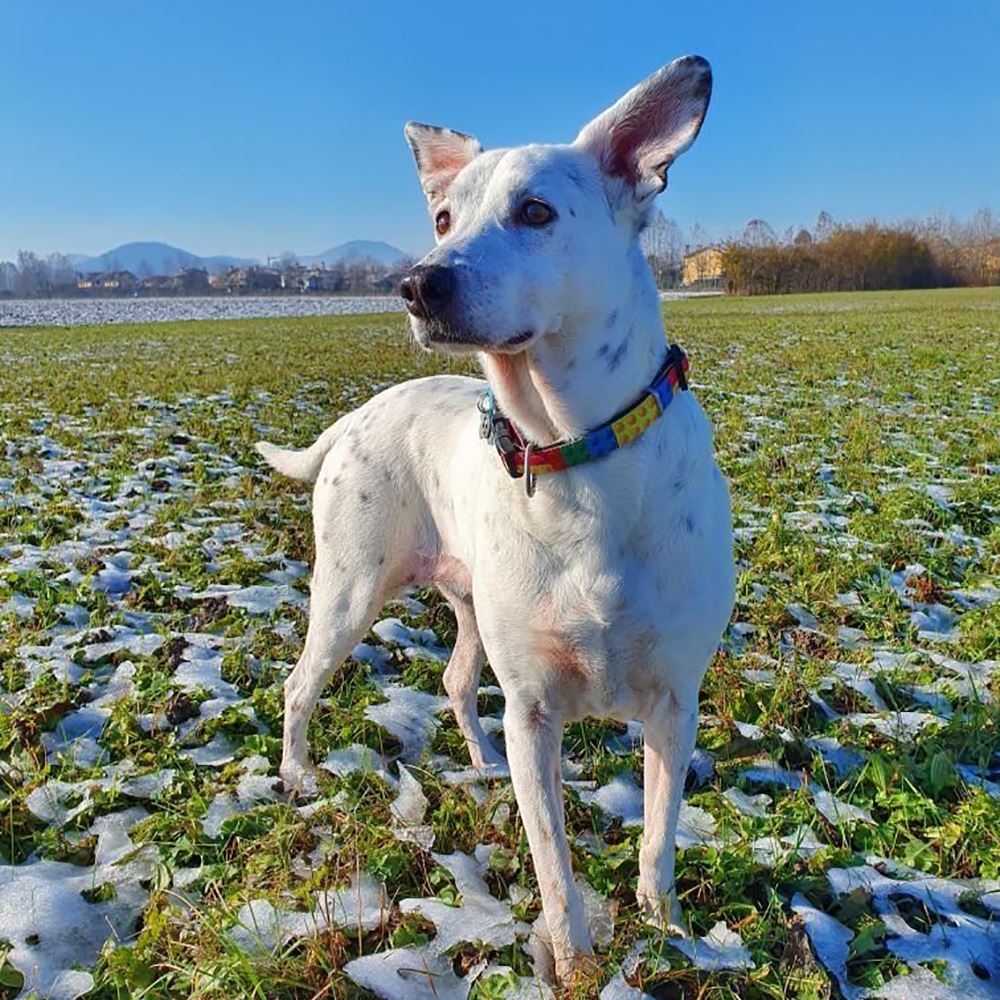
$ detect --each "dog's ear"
[404,122,482,202]
[574,55,711,205]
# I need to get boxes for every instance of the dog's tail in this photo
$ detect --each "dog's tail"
[255,422,344,484]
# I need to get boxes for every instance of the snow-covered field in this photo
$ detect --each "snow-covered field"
[0,295,406,328]
[0,289,998,999]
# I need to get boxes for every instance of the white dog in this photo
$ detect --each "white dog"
[257,54,734,981]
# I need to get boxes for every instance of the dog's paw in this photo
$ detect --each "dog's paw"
[470,745,508,771]
[278,762,320,800]
[467,758,510,781]
[527,912,596,985]
[637,887,684,935]
[466,734,507,771]
[555,950,600,987]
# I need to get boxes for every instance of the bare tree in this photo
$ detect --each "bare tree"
[966,206,1000,282]
[641,210,684,287]
[15,251,49,296]
[0,261,17,294]
[741,218,777,247]
[47,253,76,292]
[814,210,836,242]
[687,223,711,253]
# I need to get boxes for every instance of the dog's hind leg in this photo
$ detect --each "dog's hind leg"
[637,682,700,932]
[280,550,386,795]
[437,585,505,770]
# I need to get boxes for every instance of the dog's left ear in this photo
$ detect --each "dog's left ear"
[404,121,482,203]
[575,55,712,205]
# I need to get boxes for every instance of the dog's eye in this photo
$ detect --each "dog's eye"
[435,210,451,236]
[519,198,555,227]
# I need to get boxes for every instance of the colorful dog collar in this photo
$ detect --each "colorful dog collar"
[478,343,689,494]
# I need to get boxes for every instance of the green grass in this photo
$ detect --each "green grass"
[1,287,998,999]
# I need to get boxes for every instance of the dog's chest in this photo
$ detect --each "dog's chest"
[500,473,711,718]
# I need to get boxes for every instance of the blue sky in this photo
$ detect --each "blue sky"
[2,0,998,261]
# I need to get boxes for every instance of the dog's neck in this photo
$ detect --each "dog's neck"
[479,251,666,445]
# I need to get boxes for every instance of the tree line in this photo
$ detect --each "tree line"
[0,251,415,298]
[0,252,79,298]
[720,208,1000,296]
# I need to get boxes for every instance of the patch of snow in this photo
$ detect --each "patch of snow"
[365,684,448,761]
[345,946,472,1000]
[390,765,435,849]
[669,921,755,972]
[0,815,157,1000]
[401,846,518,954]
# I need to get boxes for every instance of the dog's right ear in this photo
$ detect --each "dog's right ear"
[404,122,482,202]
[574,55,712,208]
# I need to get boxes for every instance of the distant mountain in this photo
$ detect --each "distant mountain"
[76,242,257,276]
[72,239,411,276]
[302,240,410,267]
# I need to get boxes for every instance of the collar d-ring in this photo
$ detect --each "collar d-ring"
[523,442,537,497]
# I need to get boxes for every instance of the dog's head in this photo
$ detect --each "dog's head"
[401,55,711,354]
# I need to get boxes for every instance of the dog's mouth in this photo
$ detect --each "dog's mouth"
[412,320,535,355]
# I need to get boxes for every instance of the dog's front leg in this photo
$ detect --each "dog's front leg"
[504,695,592,981]
[637,686,699,932]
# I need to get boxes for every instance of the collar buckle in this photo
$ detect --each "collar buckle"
[668,343,689,391]
[479,390,525,479]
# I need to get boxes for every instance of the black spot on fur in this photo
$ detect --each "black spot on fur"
[607,339,629,372]
[360,491,371,504]
[597,342,610,358]
[684,515,696,534]
[606,310,618,328]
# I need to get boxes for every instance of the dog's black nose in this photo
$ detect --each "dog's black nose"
[400,265,455,319]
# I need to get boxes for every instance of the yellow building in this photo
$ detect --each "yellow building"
[682,246,725,287]
[985,243,1000,283]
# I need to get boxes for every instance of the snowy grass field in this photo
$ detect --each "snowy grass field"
[0,296,406,329]
[1,287,999,1000]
